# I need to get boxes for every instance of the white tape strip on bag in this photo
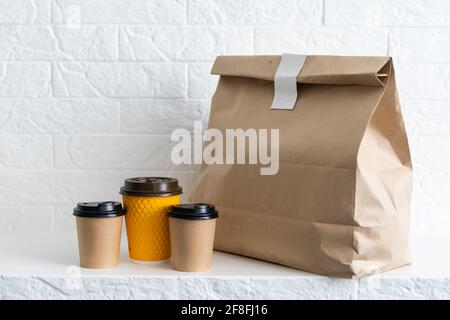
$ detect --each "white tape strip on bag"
[271,53,306,110]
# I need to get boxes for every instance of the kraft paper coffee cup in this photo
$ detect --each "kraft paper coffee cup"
[120,177,182,262]
[168,204,219,272]
[73,201,125,269]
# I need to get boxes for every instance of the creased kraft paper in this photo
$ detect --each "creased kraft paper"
[190,55,412,278]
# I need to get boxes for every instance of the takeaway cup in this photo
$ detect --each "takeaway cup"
[120,177,182,262]
[168,204,218,272]
[73,201,125,269]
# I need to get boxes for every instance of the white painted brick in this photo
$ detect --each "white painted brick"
[411,204,450,235]
[390,29,450,63]
[189,0,322,25]
[402,100,450,136]
[254,27,388,55]
[120,99,209,134]
[0,26,117,61]
[396,64,450,100]
[188,63,218,99]
[249,278,357,299]
[51,26,117,60]
[0,63,51,97]
[325,0,450,27]
[411,176,426,208]
[0,99,120,134]
[0,206,53,231]
[175,278,253,299]
[53,205,75,231]
[0,171,122,205]
[53,0,186,24]
[410,136,450,171]
[2,274,447,300]
[358,278,450,299]
[0,276,181,299]
[0,135,52,169]
[413,170,450,206]
[54,135,187,170]
[0,0,50,24]
[120,27,253,61]
[53,63,186,98]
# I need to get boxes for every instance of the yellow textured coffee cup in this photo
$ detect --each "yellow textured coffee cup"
[120,177,182,262]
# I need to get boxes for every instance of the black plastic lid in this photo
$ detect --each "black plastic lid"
[73,201,125,218]
[120,177,182,197]
[168,203,218,220]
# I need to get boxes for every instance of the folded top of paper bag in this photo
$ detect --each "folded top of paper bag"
[211,55,390,87]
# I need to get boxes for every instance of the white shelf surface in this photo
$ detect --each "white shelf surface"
[0,232,449,299]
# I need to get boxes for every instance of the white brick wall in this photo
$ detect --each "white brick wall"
[0,0,448,235]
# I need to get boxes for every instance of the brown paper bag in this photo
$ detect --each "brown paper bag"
[190,55,412,278]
